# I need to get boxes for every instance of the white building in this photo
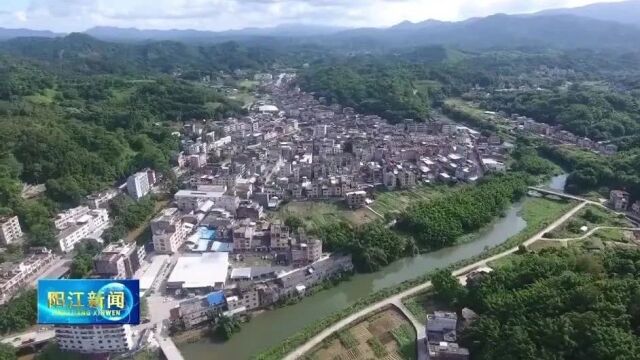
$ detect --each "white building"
[0,248,54,304]
[55,325,134,354]
[85,189,119,209]
[126,172,151,200]
[56,208,109,253]
[166,253,229,291]
[175,189,231,212]
[150,208,190,254]
[0,216,23,245]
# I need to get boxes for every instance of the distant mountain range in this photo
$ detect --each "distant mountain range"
[535,0,640,27]
[0,1,640,51]
[83,23,347,43]
[327,13,640,50]
[0,27,61,40]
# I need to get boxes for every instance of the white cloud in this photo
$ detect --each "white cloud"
[0,0,625,32]
[13,10,27,22]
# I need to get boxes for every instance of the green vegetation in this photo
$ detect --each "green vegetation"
[461,248,640,359]
[0,289,36,334]
[299,60,430,123]
[317,221,416,272]
[0,52,245,248]
[0,343,16,360]
[369,185,448,218]
[482,85,640,142]
[0,34,275,76]
[442,99,500,133]
[391,324,416,360]
[69,240,103,279]
[511,141,560,177]
[337,330,358,349]
[541,145,640,199]
[102,195,158,243]
[367,337,388,358]
[254,197,577,360]
[397,173,529,249]
[216,315,242,340]
[545,205,633,241]
[431,269,466,306]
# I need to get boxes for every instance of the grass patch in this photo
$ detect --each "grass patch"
[273,201,374,230]
[391,324,416,360]
[367,337,388,358]
[544,204,633,239]
[369,184,451,217]
[336,330,358,349]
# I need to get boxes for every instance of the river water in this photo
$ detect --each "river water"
[179,201,529,359]
[547,173,568,192]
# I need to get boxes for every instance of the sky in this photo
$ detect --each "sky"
[0,0,625,32]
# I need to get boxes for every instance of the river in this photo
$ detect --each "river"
[547,173,568,193]
[179,201,529,359]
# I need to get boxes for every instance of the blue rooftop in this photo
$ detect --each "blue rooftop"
[198,227,216,240]
[206,291,225,307]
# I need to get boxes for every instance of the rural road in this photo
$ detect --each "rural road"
[283,200,587,359]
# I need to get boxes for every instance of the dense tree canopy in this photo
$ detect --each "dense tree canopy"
[482,86,640,141]
[0,290,37,335]
[541,145,640,200]
[397,174,529,249]
[461,248,640,360]
[299,60,431,123]
[317,221,415,272]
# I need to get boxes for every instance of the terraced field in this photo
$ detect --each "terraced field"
[304,308,416,360]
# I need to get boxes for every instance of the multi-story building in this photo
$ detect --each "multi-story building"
[151,208,189,254]
[84,189,119,209]
[291,238,322,266]
[93,241,145,279]
[0,248,54,304]
[425,311,469,360]
[126,172,151,200]
[236,201,263,220]
[345,190,367,208]
[55,208,109,253]
[225,287,260,311]
[0,216,23,245]
[169,291,226,329]
[174,188,226,212]
[54,325,134,354]
[269,221,290,250]
[233,223,255,251]
[610,190,631,211]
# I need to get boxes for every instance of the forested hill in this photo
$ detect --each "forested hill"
[0,52,245,249]
[0,33,277,75]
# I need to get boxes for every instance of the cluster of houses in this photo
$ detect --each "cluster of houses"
[425,311,470,360]
[610,190,640,216]
[517,116,618,155]
[173,75,512,214]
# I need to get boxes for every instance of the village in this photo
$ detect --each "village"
[2,73,639,357]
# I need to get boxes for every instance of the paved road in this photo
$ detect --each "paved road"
[282,201,587,359]
[1,329,55,348]
[156,332,185,360]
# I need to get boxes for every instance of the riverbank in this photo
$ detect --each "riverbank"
[277,198,586,360]
[179,199,530,359]
[402,196,577,322]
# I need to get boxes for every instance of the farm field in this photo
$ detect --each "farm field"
[304,308,416,360]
